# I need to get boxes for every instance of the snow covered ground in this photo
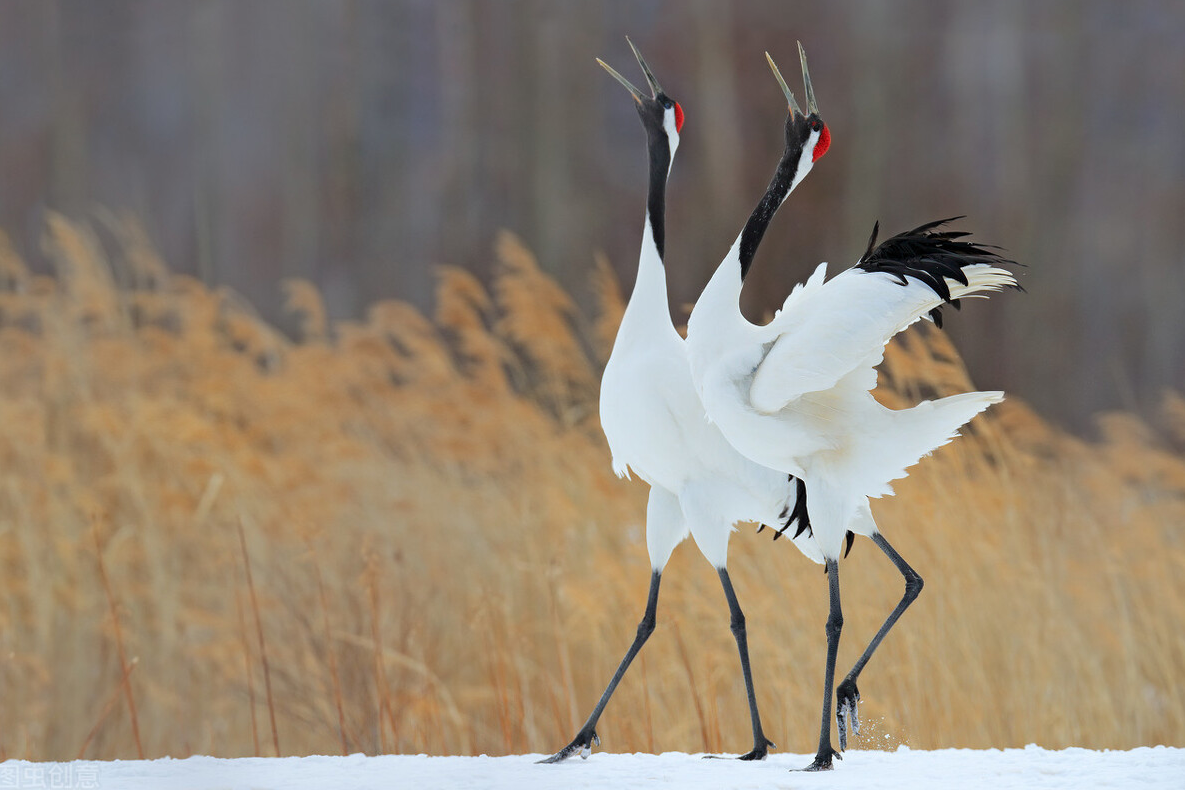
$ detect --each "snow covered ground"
[2,746,1181,790]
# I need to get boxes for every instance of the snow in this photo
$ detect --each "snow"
[2,746,1182,790]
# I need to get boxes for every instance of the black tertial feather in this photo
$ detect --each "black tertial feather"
[856,217,1016,327]
[772,476,811,542]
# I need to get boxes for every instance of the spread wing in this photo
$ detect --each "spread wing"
[749,219,1017,414]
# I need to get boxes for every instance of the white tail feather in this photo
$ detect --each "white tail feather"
[866,390,1003,496]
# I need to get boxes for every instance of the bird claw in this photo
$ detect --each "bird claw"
[536,730,600,764]
[836,679,861,751]
[737,736,775,761]
[800,748,842,771]
[701,736,774,761]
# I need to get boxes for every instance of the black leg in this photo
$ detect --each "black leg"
[713,568,774,760]
[803,559,843,771]
[538,570,663,763]
[836,533,923,749]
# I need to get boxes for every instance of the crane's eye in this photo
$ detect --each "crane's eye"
[663,100,672,109]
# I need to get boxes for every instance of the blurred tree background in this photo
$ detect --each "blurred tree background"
[0,0,1181,434]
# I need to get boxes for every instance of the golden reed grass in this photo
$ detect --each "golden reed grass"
[0,213,1182,760]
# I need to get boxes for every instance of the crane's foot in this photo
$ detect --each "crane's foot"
[799,747,842,772]
[737,735,775,760]
[702,736,775,761]
[536,729,600,764]
[836,678,861,750]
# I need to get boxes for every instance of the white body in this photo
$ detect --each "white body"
[687,240,1015,560]
[601,219,822,569]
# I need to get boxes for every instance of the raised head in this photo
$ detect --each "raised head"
[598,37,684,162]
[766,42,830,191]
[599,38,684,258]
[736,43,831,279]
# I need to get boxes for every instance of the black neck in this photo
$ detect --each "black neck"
[738,128,805,280]
[738,182,787,281]
[646,136,671,260]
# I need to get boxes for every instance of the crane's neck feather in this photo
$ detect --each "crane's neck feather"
[737,129,818,279]
[620,122,678,335]
[686,128,819,362]
[645,130,674,260]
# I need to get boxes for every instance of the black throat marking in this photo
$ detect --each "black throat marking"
[738,126,806,281]
[646,134,671,260]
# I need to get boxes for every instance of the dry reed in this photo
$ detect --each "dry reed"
[0,213,1181,760]
[89,520,143,759]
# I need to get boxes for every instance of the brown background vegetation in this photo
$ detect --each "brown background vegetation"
[0,217,1182,759]
[0,0,1183,762]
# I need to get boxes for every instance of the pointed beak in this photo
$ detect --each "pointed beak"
[765,51,803,116]
[598,37,663,104]
[597,57,646,104]
[798,41,820,115]
[626,37,664,97]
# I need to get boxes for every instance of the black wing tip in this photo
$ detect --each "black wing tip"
[863,221,881,260]
[856,216,1019,310]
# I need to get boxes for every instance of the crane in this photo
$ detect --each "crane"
[539,39,818,765]
[684,45,1018,771]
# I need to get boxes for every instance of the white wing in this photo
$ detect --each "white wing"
[750,263,1015,415]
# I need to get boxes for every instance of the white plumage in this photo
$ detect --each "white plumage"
[687,220,1015,770]
[689,228,1015,558]
[598,218,818,569]
[541,40,817,766]
[683,45,1018,772]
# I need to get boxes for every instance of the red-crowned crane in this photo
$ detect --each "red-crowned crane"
[685,45,1017,771]
[539,39,819,765]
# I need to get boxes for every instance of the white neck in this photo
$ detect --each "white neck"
[663,108,680,172]
[788,131,818,194]
[617,214,676,340]
[686,233,747,377]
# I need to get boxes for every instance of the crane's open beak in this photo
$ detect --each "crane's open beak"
[798,41,820,116]
[765,52,802,115]
[766,42,820,117]
[626,38,665,97]
[598,36,663,103]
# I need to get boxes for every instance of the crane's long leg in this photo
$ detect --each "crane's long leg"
[835,533,923,749]
[538,570,662,763]
[714,568,775,760]
[803,559,844,771]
